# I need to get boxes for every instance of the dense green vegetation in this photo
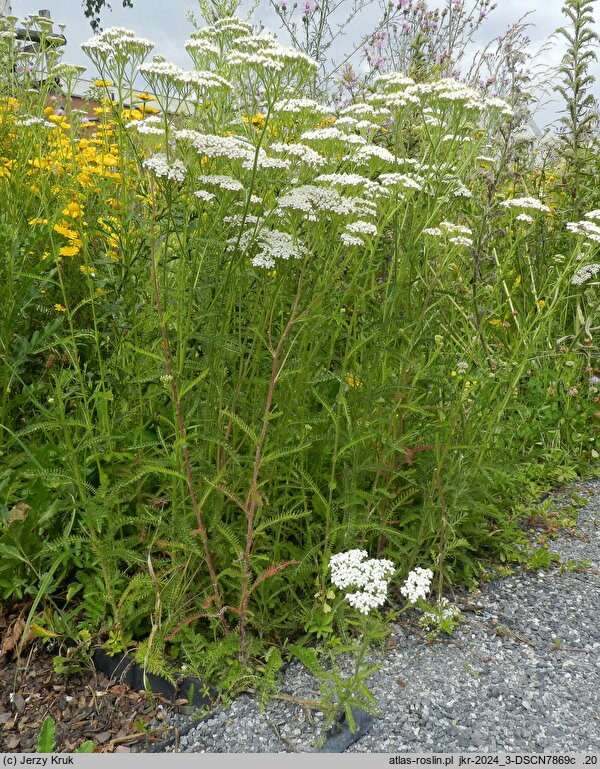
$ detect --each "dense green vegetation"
[0,0,598,712]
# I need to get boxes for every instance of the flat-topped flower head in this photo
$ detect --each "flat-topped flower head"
[329,550,395,615]
[143,153,186,182]
[400,567,433,604]
[81,26,154,62]
[500,197,550,213]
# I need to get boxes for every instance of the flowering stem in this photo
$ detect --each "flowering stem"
[148,180,225,622]
[238,274,304,660]
[433,467,445,602]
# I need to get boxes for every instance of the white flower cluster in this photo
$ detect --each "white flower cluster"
[226,36,317,72]
[485,96,514,116]
[453,181,473,198]
[209,17,253,37]
[340,233,365,247]
[440,221,472,236]
[419,597,462,630]
[379,172,424,192]
[198,174,244,191]
[239,228,307,269]
[176,129,254,163]
[193,189,216,203]
[585,209,600,221]
[15,116,54,128]
[81,26,154,60]
[373,73,415,90]
[184,38,220,56]
[500,197,550,213]
[273,98,330,115]
[126,115,163,135]
[353,145,395,165]
[339,102,391,120]
[329,550,395,615]
[270,142,326,169]
[336,116,380,132]
[315,172,380,194]
[368,73,512,116]
[566,219,600,244]
[400,567,433,604]
[143,153,186,182]
[516,213,533,223]
[345,220,378,236]
[300,127,366,145]
[139,57,231,92]
[572,263,600,286]
[277,184,375,222]
[250,152,291,172]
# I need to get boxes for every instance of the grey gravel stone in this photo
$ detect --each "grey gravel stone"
[146,477,600,753]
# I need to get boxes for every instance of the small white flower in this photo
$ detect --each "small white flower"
[329,550,395,615]
[572,263,600,286]
[143,153,186,182]
[500,197,550,213]
[400,567,433,604]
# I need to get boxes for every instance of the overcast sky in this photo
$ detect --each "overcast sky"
[9,0,600,127]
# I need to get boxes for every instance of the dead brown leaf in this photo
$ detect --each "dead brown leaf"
[1,617,25,656]
[7,503,31,525]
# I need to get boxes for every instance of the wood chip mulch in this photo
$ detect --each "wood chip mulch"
[0,605,191,753]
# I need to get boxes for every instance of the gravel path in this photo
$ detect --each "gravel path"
[155,478,600,753]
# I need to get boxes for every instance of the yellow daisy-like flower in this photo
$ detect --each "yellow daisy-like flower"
[54,222,79,240]
[63,201,84,219]
[28,217,48,226]
[54,303,67,312]
[135,92,154,102]
[59,245,80,257]
[94,79,114,87]
[79,265,96,277]
[346,374,363,389]
[317,116,337,129]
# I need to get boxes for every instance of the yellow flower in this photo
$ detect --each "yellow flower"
[346,374,363,389]
[317,116,337,128]
[538,299,546,309]
[79,265,95,277]
[28,217,48,226]
[54,303,67,312]
[135,92,154,102]
[121,108,143,121]
[54,222,79,240]
[94,79,114,87]
[59,245,81,257]
[63,201,84,219]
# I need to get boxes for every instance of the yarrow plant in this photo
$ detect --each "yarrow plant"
[0,0,598,733]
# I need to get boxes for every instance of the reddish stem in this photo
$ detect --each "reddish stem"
[433,466,446,602]
[238,278,303,659]
[148,183,224,619]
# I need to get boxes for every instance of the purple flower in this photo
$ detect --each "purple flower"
[302,0,316,13]
[398,0,410,7]
[278,0,287,9]
[401,20,411,33]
